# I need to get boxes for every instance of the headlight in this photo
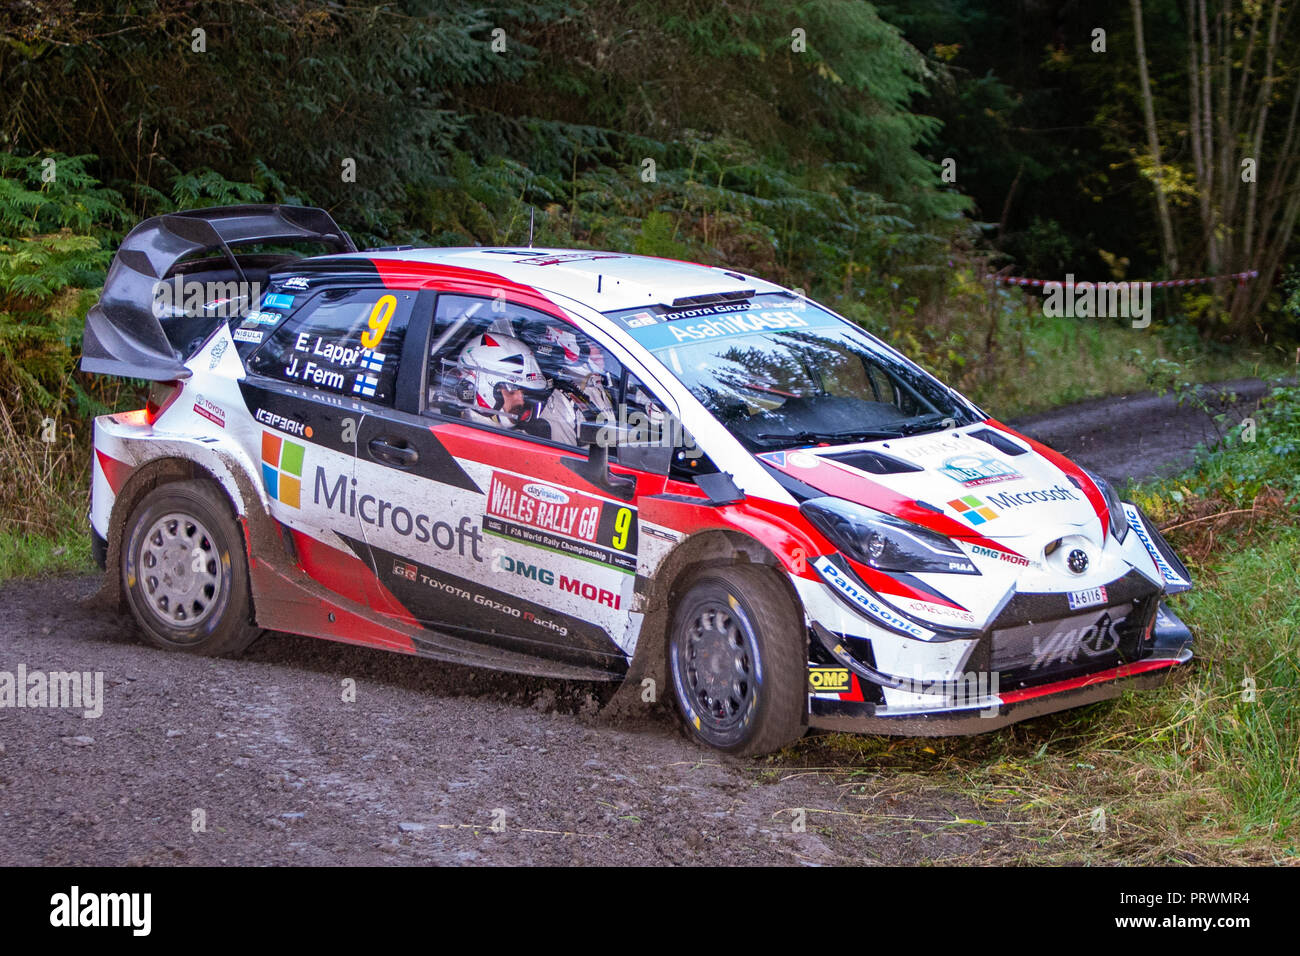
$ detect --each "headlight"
[800,497,979,574]
[1082,469,1130,543]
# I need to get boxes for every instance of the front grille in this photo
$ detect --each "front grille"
[991,596,1157,689]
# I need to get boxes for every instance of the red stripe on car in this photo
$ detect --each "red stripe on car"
[997,657,1178,704]
[94,448,133,495]
[987,419,1110,542]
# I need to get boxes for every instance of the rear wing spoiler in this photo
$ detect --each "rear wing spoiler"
[80,204,356,380]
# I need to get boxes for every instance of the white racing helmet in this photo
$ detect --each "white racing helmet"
[456,333,551,425]
[537,325,614,393]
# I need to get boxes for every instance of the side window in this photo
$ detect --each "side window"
[247,287,414,405]
[620,371,715,478]
[425,294,621,447]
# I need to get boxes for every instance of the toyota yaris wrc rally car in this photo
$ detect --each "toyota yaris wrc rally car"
[81,204,1194,755]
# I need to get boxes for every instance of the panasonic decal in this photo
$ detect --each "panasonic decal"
[1123,503,1190,588]
[813,556,933,640]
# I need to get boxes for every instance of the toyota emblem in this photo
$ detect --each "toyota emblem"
[1067,548,1089,574]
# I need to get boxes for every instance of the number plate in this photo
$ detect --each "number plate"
[1067,585,1107,610]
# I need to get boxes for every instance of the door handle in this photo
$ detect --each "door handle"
[368,437,419,466]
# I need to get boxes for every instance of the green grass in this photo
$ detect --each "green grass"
[0,521,95,580]
[968,312,1294,418]
[794,529,1300,864]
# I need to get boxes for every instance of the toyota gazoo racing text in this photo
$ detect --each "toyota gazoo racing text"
[81,205,1194,755]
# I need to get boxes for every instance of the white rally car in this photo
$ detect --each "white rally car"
[81,205,1194,755]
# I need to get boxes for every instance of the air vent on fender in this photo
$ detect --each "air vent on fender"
[821,450,924,475]
[968,428,1029,456]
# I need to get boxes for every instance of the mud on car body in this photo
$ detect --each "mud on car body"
[82,204,1195,755]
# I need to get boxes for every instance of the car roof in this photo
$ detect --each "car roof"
[319,246,790,312]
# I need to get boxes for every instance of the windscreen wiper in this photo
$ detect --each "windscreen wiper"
[898,413,957,436]
[755,428,905,447]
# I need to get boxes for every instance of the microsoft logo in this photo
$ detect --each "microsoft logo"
[261,432,304,508]
[948,494,998,525]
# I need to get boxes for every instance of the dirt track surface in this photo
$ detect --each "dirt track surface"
[1006,377,1281,485]
[0,380,1276,865]
[0,575,1032,865]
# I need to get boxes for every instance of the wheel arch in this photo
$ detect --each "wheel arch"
[606,529,806,719]
[99,449,279,613]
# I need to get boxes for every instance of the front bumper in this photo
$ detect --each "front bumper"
[806,600,1194,735]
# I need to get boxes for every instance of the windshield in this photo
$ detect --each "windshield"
[607,294,979,451]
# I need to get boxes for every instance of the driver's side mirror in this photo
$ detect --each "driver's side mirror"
[562,420,637,500]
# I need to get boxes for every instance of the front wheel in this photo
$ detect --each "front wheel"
[667,564,805,755]
[121,479,260,656]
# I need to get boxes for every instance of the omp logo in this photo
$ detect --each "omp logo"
[261,432,305,507]
[808,667,851,693]
[948,494,998,525]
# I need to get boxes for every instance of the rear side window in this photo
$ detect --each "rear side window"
[247,288,414,405]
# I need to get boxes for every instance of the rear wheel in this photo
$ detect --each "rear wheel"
[121,479,260,655]
[667,564,805,755]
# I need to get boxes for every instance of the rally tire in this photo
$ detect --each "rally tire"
[667,564,806,756]
[121,479,260,656]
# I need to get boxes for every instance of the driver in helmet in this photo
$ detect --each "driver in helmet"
[515,324,616,447]
[453,332,555,438]
[455,331,609,446]
[538,326,616,419]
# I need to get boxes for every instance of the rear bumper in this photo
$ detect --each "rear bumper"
[807,601,1194,735]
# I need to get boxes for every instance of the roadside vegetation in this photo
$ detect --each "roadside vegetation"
[801,383,1300,864]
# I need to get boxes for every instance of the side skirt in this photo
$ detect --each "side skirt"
[246,548,624,683]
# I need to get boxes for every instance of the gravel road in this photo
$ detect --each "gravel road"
[1007,377,1279,485]
[1,380,1275,865]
